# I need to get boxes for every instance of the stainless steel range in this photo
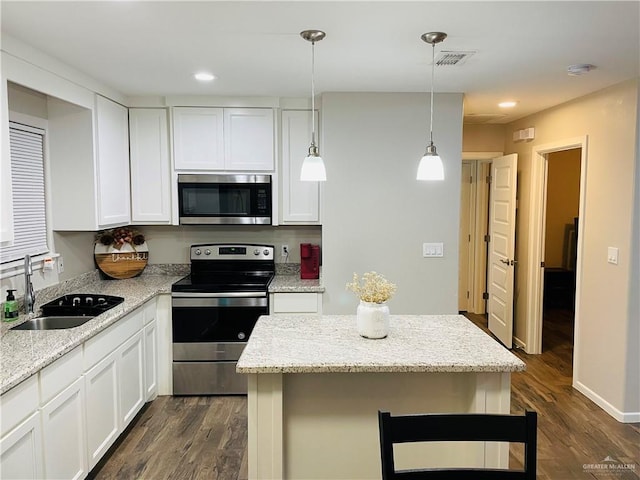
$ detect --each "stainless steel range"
[171,244,275,395]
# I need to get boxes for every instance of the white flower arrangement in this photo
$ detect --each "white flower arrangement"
[346,271,397,304]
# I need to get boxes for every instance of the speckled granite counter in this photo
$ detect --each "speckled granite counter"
[1,271,183,395]
[268,274,324,293]
[237,314,524,374]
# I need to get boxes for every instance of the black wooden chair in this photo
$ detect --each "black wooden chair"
[378,410,537,480]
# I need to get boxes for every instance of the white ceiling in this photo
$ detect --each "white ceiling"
[1,1,639,123]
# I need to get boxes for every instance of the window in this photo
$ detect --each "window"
[0,122,48,263]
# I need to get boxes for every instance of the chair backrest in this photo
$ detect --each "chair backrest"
[378,410,537,480]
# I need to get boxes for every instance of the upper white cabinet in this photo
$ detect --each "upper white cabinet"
[48,94,131,230]
[224,108,274,171]
[281,110,321,224]
[129,108,172,224]
[173,107,274,171]
[95,95,131,226]
[173,107,224,170]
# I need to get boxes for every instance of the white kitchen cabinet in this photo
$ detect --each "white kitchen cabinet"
[95,95,131,226]
[224,108,274,171]
[0,77,13,243]
[281,110,321,224]
[143,297,159,400]
[271,292,322,314]
[0,375,43,480]
[173,107,274,171]
[0,412,44,480]
[84,350,119,469]
[173,107,224,170]
[129,108,172,224]
[118,330,145,427]
[48,94,131,230]
[41,377,87,480]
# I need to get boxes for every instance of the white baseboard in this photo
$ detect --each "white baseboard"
[574,380,640,423]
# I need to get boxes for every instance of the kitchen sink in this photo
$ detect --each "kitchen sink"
[10,294,124,331]
[40,294,124,317]
[11,315,95,330]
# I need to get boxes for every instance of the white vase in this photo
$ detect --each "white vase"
[356,300,390,339]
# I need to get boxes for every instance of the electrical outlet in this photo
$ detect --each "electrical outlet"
[281,245,289,257]
[57,256,64,273]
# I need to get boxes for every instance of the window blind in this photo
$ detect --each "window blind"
[0,123,48,264]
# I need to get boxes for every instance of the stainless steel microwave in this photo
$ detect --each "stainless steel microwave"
[177,174,272,225]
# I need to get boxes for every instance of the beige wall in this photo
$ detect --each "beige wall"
[506,79,639,419]
[462,124,506,152]
[544,149,581,268]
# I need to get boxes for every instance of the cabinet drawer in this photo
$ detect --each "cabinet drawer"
[84,307,144,370]
[40,346,83,404]
[272,293,319,313]
[0,374,39,436]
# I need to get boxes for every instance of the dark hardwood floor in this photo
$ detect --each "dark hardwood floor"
[92,309,639,480]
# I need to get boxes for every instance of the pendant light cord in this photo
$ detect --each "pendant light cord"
[311,39,317,146]
[429,42,435,145]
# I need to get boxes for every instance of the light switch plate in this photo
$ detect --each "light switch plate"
[423,242,444,258]
[607,247,619,265]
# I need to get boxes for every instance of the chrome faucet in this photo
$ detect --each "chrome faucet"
[24,255,35,314]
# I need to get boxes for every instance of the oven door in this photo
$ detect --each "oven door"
[171,292,268,395]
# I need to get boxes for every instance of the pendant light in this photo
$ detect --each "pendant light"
[417,31,447,181]
[300,30,326,182]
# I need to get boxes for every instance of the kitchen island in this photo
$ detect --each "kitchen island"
[237,314,525,480]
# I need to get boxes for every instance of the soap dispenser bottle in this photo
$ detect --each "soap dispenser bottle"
[3,289,18,321]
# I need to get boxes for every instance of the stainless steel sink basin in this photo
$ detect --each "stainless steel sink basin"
[11,316,95,330]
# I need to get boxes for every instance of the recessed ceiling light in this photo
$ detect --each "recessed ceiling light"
[498,101,518,108]
[194,72,216,82]
[567,64,596,76]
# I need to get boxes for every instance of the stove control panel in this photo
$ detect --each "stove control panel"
[191,244,274,261]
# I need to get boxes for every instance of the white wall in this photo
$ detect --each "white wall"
[507,79,639,421]
[321,92,463,314]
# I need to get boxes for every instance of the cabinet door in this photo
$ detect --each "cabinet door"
[95,95,131,227]
[0,412,44,480]
[118,330,145,426]
[129,108,172,224]
[41,377,87,480]
[281,110,320,223]
[224,108,274,171]
[173,107,224,170]
[85,350,119,469]
[271,292,321,314]
[144,320,158,401]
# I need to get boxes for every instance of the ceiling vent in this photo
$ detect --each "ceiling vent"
[464,113,507,124]
[435,51,475,66]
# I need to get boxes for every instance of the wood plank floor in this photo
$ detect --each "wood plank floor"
[91,309,639,480]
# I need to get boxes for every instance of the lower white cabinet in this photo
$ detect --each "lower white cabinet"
[270,292,322,314]
[0,412,44,480]
[85,350,119,469]
[41,377,87,480]
[144,320,158,400]
[118,330,145,427]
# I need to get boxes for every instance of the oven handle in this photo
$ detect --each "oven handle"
[172,291,267,298]
[172,296,268,308]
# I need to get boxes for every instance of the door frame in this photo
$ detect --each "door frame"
[461,152,502,314]
[526,136,588,356]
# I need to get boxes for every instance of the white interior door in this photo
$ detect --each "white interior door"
[488,154,518,348]
[459,162,474,311]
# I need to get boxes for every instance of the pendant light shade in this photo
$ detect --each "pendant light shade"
[417,31,447,181]
[300,30,326,182]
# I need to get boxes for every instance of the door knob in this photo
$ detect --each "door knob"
[499,258,510,265]
[510,259,518,266]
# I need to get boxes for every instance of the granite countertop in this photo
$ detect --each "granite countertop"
[1,266,323,395]
[237,314,525,374]
[0,268,184,395]
[268,274,324,293]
